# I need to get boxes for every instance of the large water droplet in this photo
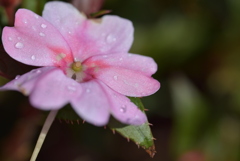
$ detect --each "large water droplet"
[106,34,116,43]
[31,55,36,60]
[41,24,47,28]
[120,105,127,113]
[113,75,118,80]
[15,42,24,49]
[39,32,45,37]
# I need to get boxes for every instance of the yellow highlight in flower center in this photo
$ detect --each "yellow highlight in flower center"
[71,61,82,72]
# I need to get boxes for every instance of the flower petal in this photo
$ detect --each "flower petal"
[91,67,160,97]
[43,1,133,61]
[0,67,55,95]
[2,9,73,67]
[30,68,82,110]
[84,53,158,76]
[70,79,110,126]
[99,81,147,125]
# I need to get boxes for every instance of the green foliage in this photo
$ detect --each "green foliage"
[57,97,156,157]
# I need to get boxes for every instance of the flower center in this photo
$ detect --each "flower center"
[71,61,82,72]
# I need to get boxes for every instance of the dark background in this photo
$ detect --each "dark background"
[0,0,240,161]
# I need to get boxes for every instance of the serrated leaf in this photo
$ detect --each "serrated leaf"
[57,104,80,121]
[56,98,156,157]
[108,97,156,158]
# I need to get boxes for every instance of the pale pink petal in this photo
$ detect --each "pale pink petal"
[43,1,133,61]
[88,66,160,97]
[70,79,110,126]
[84,53,157,76]
[2,9,73,67]
[0,67,55,95]
[99,81,147,125]
[30,68,82,110]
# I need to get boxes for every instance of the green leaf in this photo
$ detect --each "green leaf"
[57,104,80,121]
[108,97,156,158]
[56,98,156,157]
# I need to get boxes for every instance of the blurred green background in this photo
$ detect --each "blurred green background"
[1,0,240,161]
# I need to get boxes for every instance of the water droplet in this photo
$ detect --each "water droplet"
[15,42,24,49]
[74,57,79,62]
[86,89,91,93]
[120,105,127,113]
[36,69,41,73]
[8,37,12,41]
[39,32,45,37]
[68,31,72,34]
[41,24,47,28]
[31,55,36,60]
[106,34,116,43]
[67,86,76,92]
[119,57,123,61]
[113,75,118,80]
[34,14,39,19]
[15,75,20,79]
[23,19,27,24]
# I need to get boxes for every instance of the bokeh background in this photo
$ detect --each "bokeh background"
[1,0,240,161]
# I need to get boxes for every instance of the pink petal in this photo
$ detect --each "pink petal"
[99,81,147,125]
[43,1,133,61]
[84,53,158,76]
[70,79,110,126]
[30,68,82,110]
[0,67,55,95]
[88,66,160,97]
[2,9,73,67]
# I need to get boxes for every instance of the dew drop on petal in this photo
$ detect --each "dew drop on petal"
[113,75,118,80]
[15,75,20,80]
[119,57,123,61]
[36,69,41,73]
[8,37,12,41]
[67,86,76,92]
[15,42,24,49]
[23,19,27,24]
[106,34,116,43]
[39,32,45,37]
[34,14,39,19]
[41,24,47,28]
[31,55,36,60]
[120,105,127,113]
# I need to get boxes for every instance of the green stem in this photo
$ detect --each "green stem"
[30,110,58,161]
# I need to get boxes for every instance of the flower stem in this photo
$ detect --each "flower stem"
[30,110,58,161]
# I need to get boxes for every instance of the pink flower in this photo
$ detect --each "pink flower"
[1,2,160,126]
